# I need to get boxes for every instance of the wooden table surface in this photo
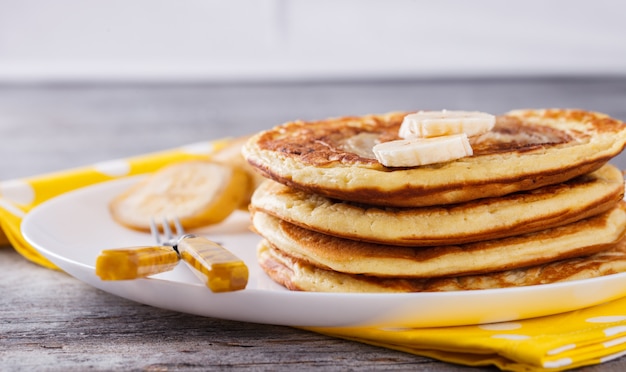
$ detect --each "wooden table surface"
[2,77,626,371]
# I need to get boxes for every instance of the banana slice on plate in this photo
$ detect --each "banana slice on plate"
[399,110,495,139]
[211,136,267,210]
[373,133,473,167]
[110,160,249,231]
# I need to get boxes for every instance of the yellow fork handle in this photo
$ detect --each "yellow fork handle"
[178,236,249,292]
[95,246,179,280]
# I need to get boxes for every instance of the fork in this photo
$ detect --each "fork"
[155,217,249,292]
[96,217,249,292]
[95,221,180,281]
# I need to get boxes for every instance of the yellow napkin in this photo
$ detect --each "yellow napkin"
[2,139,626,371]
[309,296,626,371]
[0,227,9,246]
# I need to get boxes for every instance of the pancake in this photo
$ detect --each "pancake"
[251,202,626,279]
[250,164,625,246]
[242,109,626,207]
[257,237,626,292]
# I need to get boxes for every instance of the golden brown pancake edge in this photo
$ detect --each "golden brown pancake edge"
[250,164,625,246]
[257,236,626,293]
[251,201,626,279]
[243,109,626,207]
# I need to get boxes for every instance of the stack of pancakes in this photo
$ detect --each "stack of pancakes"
[242,109,626,292]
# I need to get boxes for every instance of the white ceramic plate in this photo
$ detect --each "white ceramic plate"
[21,176,626,328]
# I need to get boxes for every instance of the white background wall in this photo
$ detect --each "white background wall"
[1,0,625,82]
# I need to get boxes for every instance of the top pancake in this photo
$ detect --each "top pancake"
[243,109,626,207]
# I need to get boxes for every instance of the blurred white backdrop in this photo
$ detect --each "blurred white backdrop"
[0,0,625,82]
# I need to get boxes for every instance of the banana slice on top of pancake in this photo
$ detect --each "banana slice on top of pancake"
[398,110,496,139]
[373,110,494,167]
[243,109,626,207]
[373,133,474,167]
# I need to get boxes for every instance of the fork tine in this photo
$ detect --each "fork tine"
[162,217,174,242]
[150,217,161,245]
[173,216,185,236]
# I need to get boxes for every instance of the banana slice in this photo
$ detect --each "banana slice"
[211,136,267,210]
[399,110,495,139]
[110,160,249,231]
[373,133,473,167]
